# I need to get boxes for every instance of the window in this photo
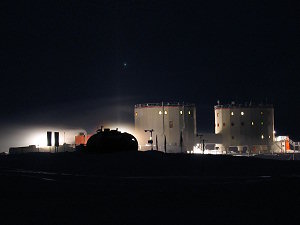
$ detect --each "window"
[261,134,264,139]
[231,112,234,116]
[231,122,234,126]
[217,113,219,117]
[261,111,264,115]
[169,121,173,128]
[268,135,271,139]
[135,112,138,117]
[251,122,254,126]
[241,112,244,116]
[180,110,183,115]
[261,121,264,126]
[159,111,162,115]
[217,123,219,127]
[223,123,225,127]
[164,110,168,115]
[188,111,191,115]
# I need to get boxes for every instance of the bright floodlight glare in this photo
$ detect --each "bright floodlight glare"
[106,124,135,136]
[193,144,222,155]
[30,132,48,147]
[26,128,87,147]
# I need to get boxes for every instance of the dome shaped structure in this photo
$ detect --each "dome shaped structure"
[86,128,138,153]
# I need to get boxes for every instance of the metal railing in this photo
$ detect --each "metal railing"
[135,102,195,108]
[214,103,273,109]
[289,139,300,148]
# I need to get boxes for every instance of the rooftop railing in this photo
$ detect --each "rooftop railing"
[214,103,273,109]
[135,102,195,108]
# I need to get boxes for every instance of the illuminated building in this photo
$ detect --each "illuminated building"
[214,102,274,153]
[134,102,196,152]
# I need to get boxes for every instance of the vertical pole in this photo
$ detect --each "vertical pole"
[150,130,153,151]
[162,102,166,153]
[182,103,185,129]
[182,103,185,153]
[293,141,295,160]
[64,131,66,152]
[180,131,183,153]
[164,135,167,153]
[197,134,203,154]
[162,101,165,142]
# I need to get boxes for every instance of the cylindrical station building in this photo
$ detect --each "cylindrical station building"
[134,102,196,153]
[214,103,274,153]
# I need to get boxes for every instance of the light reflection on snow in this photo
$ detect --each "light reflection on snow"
[192,144,222,155]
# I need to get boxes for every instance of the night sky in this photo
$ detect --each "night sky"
[1,1,300,150]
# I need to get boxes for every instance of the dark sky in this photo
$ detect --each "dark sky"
[1,0,300,150]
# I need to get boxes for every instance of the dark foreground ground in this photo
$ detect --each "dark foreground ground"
[1,151,300,225]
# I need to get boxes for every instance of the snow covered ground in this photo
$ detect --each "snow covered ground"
[0,151,300,224]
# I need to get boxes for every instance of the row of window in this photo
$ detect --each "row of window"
[231,111,264,116]
[135,110,193,117]
[231,134,271,140]
[217,111,265,117]
[216,121,265,127]
[159,110,192,115]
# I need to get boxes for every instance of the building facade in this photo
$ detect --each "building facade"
[134,102,196,153]
[214,103,274,153]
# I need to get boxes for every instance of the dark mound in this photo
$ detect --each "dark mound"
[86,128,138,153]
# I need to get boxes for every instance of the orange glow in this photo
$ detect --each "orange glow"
[285,139,290,150]
[75,134,92,145]
[75,135,86,145]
